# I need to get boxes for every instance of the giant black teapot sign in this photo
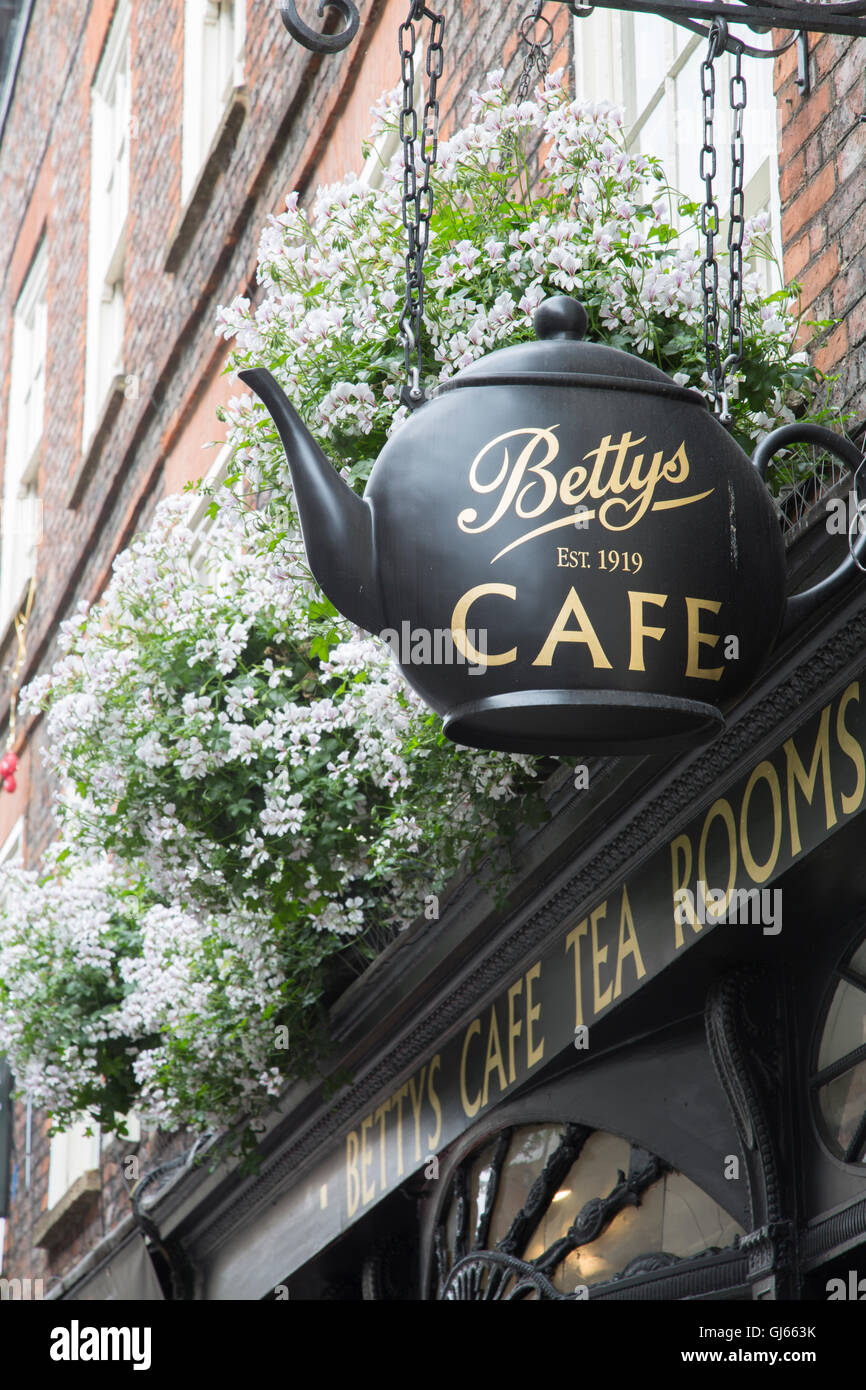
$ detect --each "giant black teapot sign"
[241,297,864,754]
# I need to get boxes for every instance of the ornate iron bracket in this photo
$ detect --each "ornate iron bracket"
[566,0,866,98]
[705,968,798,1299]
[567,0,866,39]
[279,0,360,53]
[279,0,866,58]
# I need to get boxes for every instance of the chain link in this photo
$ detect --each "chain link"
[700,18,747,427]
[398,0,444,411]
[516,2,553,105]
[725,38,747,400]
[700,20,723,416]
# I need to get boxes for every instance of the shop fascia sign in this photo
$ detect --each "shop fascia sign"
[246,675,865,1288]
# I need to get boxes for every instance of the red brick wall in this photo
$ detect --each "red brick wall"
[776,32,866,424]
[2,1102,190,1295]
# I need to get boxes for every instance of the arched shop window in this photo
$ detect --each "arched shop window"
[431,1124,743,1300]
[814,938,866,1164]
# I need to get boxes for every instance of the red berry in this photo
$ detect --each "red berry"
[5,752,17,774]
[3,775,15,793]
[0,755,11,779]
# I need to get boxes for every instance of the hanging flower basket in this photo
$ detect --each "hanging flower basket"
[0,71,831,1144]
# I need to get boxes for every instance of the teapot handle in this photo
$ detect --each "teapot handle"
[752,422,866,639]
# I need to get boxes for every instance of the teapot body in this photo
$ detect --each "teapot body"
[241,295,864,756]
[366,377,786,753]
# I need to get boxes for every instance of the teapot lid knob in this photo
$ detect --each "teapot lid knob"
[534,296,588,342]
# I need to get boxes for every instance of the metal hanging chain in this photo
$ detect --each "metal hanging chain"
[516,1,553,105]
[700,18,747,427]
[724,35,747,408]
[397,0,445,412]
[700,21,724,417]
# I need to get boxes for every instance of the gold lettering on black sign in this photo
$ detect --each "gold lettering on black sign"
[457,427,713,560]
[450,584,727,680]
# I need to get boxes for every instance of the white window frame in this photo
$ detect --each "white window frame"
[82,0,131,448]
[46,1120,100,1212]
[359,72,423,191]
[187,442,237,581]
[1,244,46,637]
[0,818,23,870]
[181,0,246,205]
[41,778,106,1207]
[572,9,782,285]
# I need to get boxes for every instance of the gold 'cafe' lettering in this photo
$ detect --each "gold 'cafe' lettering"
[345,959,549,1217]
[451,584,727,680]
[457,427,713,561]
[460,961,546,1119]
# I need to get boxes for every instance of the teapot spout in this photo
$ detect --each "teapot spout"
[239,368,382,634]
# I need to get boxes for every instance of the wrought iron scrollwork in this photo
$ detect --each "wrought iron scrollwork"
[496,1123,591,1258]
[432,1127,678,1299]
[442,1249,583,1300]
[279,0,360,53]
[615,1251,687,1278]
[572,0,866,40]
[532,1146,668,1276]
[275,0,866,71]
[278,0,866,62]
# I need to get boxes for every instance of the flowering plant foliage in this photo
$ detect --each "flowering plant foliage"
[0,70,825,1140]
[8,498,539,1134]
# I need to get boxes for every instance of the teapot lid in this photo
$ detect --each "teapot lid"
[436,295,707,408]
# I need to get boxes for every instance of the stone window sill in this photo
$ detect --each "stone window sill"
[67,375,126,510]
[33,1169,100,1250]
[165,90,248,275]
